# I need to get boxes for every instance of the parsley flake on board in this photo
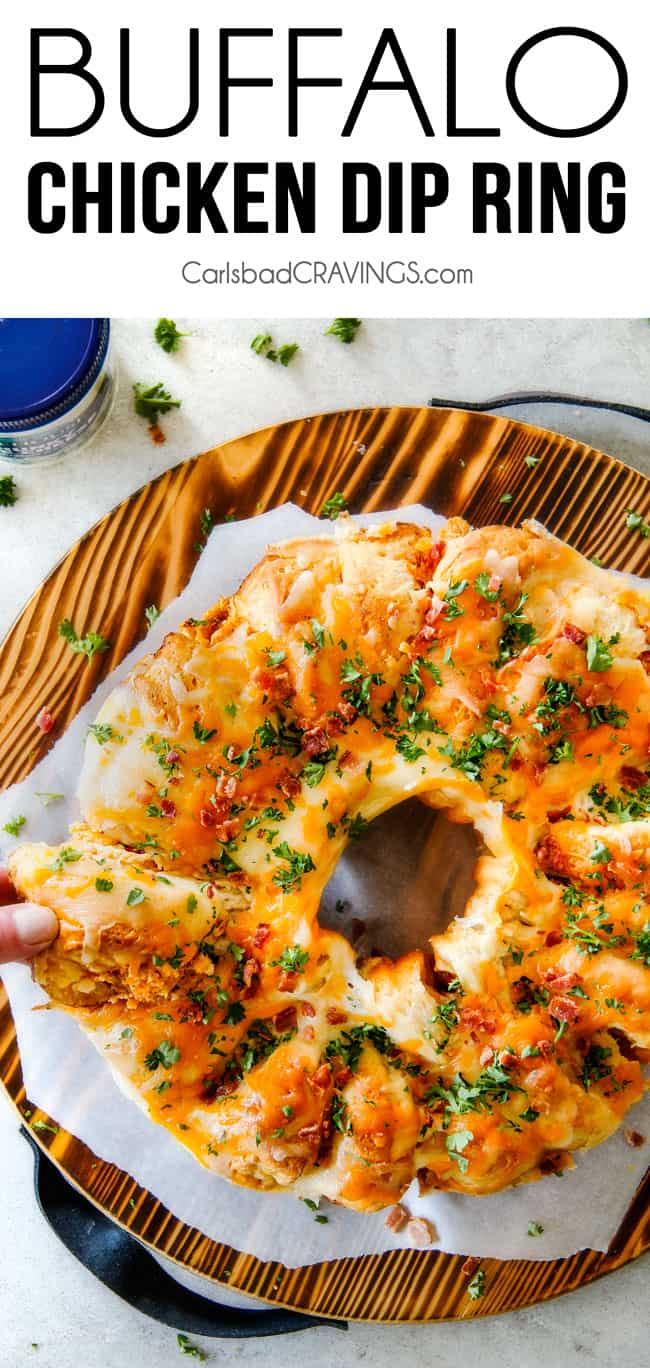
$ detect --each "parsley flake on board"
[625,509,650,539]
[250,333,299,366]
[3,816,25,836]
[145,604,160,628]
[0,474,18,507]
[59,619,110,662]
[133,381,181,424]
[320,491,348,520]
[176,1332,207,1360]
[467,1268,486,1300]
[154,318,190,353]
[325,317,363,344]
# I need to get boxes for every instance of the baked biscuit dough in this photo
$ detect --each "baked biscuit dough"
[10,519,650,1210]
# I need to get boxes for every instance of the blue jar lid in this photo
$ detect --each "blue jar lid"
[0,318,109,427]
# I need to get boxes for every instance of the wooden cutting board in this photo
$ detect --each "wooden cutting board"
[1,405,649,1322]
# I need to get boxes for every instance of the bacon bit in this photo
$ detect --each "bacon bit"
[499,1050,518,1069]
[297,1122,321,1142]
[538,1040,554,1059]
[337,701,357,725]
[477,669,498,698]
[548,806,571,824]
[148,422,166,445]
[199,807,216,828]
[325,713,346,737]
[414,541,445,583]
[242,957,259,989]
[531,763,547,786]
[203,884,216,900]
[539,1152,565,1176]
[639,650,650,675]
[407,1217,437,1248]
[545,929,563,948]
[302,726,330,757]
[487,573,502,595]
[278,970,297,992]
[621,766,647,791]
[165,748,181,767]
[160,798,177,819]
[216,773,238,799]
[334,1066,352,1088]
[479,1047,494,1067]
[278,771,301,799]
[253,666,293,702]
[253,923,271,948]
[310,1063,332,1093]
[624,1129,646,1148]
[460,1006,496,1035]
[301,1025,315,1041]
[562,623,586,646]
[300,1000,316,1017]
[548,995,580,1024]
[461,1256,481,1278]
[36,707,55,734]
[413,625,438,651]
[543,969,579,992]
[338,750,354,769]
[326,1007,347,1025]
[385,1203,409,1233]
[274,1006,297,1033]
[213,820,238,843]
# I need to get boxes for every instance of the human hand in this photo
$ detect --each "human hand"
[0,871,58,963]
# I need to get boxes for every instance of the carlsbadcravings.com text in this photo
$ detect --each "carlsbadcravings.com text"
[181,260,473,287]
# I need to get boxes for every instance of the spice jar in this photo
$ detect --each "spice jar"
[0,318,115,464]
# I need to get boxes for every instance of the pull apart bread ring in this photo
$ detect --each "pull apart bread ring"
[10,518,650,1211]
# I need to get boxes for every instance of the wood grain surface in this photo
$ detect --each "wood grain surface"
[1,405,649,1322]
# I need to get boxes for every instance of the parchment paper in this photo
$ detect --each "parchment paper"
[1,503,648,1265]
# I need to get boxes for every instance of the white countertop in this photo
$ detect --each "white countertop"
[1,318,649,1368]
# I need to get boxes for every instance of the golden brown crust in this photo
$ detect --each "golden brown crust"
[10,518,650,1211]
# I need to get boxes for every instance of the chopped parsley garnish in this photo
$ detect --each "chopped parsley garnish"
[3,816,25,836]
[126,887,146,906]
[224,1000,246,1026]
[343,812,369,840]
[270,944,310,974]
[87,722,119,745]
[325,318,362,344]
[495,594,536,667]
[340,655,383,715]
[325,1023,394,1072]
[474,571,500,603]
[585,635,614,673]
[320,491,348,520]
[186,894,198,916]
[631,922,650,966]
[331,1093,351,1133]
[625,509,650,539]
[440,727,510,783]
[154,318,189,353]
[302,750,337,787]
[59,619,110,662]
[133,381,181,424]
[302,619,327,654]
[446,1127,473,1173]
[193,720,217,744]
[590,840,612,864]
[95,877,114,892]
[265,648,286,668]
[0,475,18,507]
[580,1042,612,1090]
[145,604,160,628]
[144,1040,181,1071]
[395,734,426,763]
[426,1054,525,1118]
[563,905,625,955]
[49,847,82,871]
[443,579,469,620]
